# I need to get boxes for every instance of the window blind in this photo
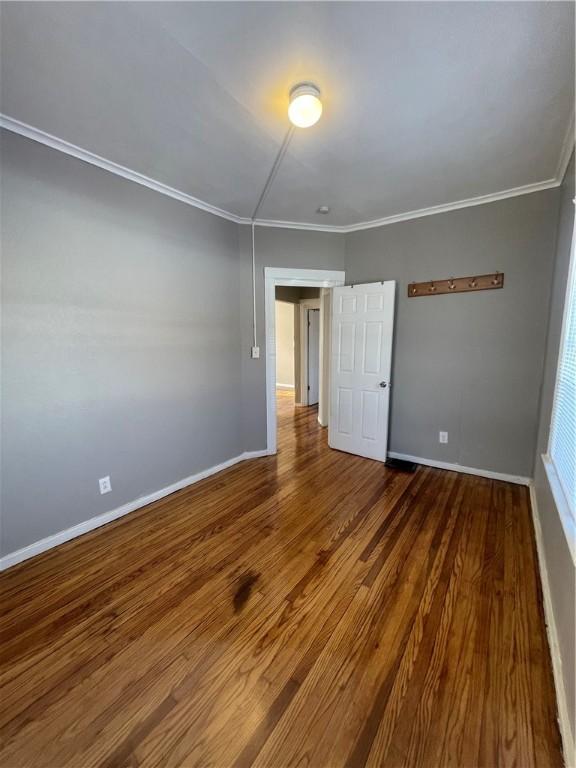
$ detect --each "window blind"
[549,226,576,520]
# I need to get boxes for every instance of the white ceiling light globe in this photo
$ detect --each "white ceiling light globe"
[288,83,322,128]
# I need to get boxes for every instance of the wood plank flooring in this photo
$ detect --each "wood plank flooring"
[0,389,563,767]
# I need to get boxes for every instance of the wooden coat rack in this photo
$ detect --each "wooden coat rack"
[408,272,504,297]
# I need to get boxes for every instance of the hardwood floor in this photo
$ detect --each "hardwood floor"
[0,389,563,767]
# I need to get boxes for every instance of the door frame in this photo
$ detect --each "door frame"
[264,267,346,455]
[299,300,321,406]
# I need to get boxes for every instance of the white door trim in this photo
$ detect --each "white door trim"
[265,268,346,454]
[306,306,321,406]
[299,298,321,406]
[318,289,332,427]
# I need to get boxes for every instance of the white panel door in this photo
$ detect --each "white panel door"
[329,282,395,461]
[308,309,320,405]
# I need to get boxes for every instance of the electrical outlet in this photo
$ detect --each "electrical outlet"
[99,476,112,494]
[251,346,260,359]
[439,431,448,444]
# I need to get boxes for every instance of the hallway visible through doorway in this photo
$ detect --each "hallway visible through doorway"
[274,286,322,446]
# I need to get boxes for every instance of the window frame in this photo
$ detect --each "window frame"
[543,216,576,564]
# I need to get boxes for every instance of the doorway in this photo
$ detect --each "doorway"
[264,268,346,455]
[274,289,320,409]
[274,299,296,392]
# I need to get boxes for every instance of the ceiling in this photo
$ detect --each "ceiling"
[1,2,574,229]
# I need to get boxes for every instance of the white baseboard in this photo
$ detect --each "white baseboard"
[387,451,531,486]
[529,483,575,767]
[0,449,270,572]
[276,383,295,390]
[242,449,271,459]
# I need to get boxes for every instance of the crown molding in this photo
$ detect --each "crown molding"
[253,176,561,234]
[332,177,562,233]
[1,112,569,235]
[252,217,348,233]
[0,114,248,225]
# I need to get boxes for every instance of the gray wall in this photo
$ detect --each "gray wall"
[1,130,242,555]
[0,126,566,563]
[533,155,575,744]
[0,131,346,555]
[239,226,345,451]
[344,190,560,477]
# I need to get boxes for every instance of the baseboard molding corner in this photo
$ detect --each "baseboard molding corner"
[387,451,531,486]
[0,449,269,572]
[275,383,295,390]
[242,449,271,460]
[529,482,576,767]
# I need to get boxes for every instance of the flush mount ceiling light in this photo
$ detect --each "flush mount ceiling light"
[288,82,322,128]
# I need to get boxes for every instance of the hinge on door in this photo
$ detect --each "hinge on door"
[308,385,310,390]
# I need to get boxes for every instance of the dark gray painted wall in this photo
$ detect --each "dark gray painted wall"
[344,190,560,477]
[239,226,345,452]
[533,154,575,743]
[1,130,243,555]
